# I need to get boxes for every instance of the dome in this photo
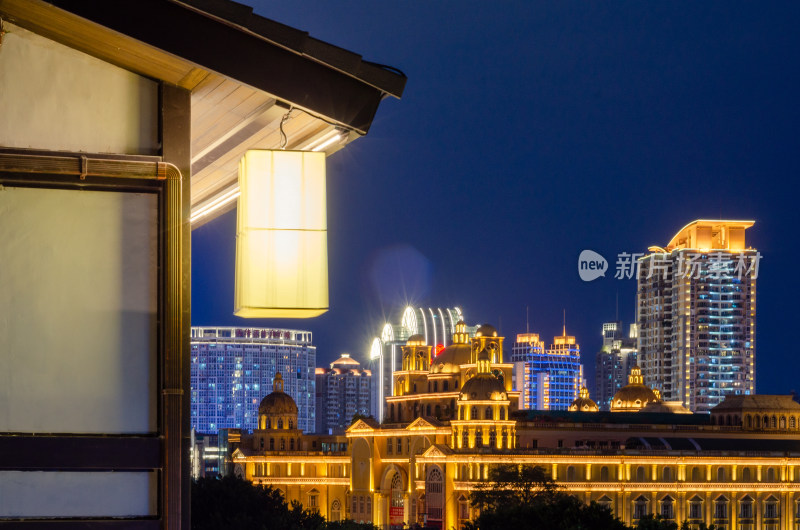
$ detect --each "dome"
[460,374,506,401]
[475,324,497,338]
[641,400,692,414]
[258,373,298,416]
[430,343,471,374]
[610,366,660,412]
[569,387,599,412]
[406,334,426,346]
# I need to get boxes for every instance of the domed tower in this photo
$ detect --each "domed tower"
[569,387,599,412]
[471,324,504,364]
[392,335,432,406]
[610,366,661,412]
[452,348,515,450]
[401,334,431,372]
[255,373,302,451]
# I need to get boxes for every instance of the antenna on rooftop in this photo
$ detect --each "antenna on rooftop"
[526,305,530,334]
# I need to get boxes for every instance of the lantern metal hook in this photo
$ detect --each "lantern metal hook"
[278,107,293,150]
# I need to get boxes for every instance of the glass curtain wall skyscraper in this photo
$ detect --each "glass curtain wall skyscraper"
[368,306,473,422]
[637,220,758,412]
[511,327,583,411]
[594,322,638,411]
[191,326,316,433]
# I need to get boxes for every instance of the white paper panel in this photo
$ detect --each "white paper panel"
[0,471,156,517]
[0,187,157,433]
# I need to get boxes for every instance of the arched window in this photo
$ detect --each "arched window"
[745,415,752,429]
[390,473,403,526]
[278,419,284,429]
[566,466,576,481]
[290,438,294,450]
[266,418,271,429]
[426,466,444,525]
[462,429,469,448]
[500,408,506,420]
[754,415,761,428]
[280,438,285,450]
[771,415,777,428]
[691,467,701,482]
[289,420,293,429]
[660,496,674,520]
[471,406,478,420]
[434,381,438,392]
[426,404,432,416]
[766,467,776,482]
[600,466,610,481]
[269,438,274,450]
[443,381,449,391]
[260,438,264,449]
[636,466,646,482]
[791,416,797,429]
[434,404,441,418]
[741,467,751,482]
[662,467,672,482]
[330,499,341,522]
[459,407,464,420]
[780,416,787,429]
[763,415,769,428]
[489,428,497,448]
[717,467,726,482]
[475,429,483,447]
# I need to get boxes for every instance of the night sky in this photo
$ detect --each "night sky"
[192,1,800,396]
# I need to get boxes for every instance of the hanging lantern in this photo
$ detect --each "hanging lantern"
[235,150,328,318]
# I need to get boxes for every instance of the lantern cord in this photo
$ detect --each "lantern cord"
[278,107,293,150]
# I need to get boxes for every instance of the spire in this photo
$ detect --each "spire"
[273,372,284,393]
[562,308,566,336]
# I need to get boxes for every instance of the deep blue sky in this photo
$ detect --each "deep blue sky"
[193,1,800,396]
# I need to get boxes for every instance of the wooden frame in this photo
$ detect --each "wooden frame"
[0,83,190,530]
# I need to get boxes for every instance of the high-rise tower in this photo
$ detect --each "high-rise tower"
[637,220,758,412]
[595,321,638,411]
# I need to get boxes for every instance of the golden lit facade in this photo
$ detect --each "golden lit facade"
[234,327,800,530]
[232,374,351,522]
[638,220,758,412]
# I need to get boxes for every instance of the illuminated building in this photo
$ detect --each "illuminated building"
[315,354,372,434]
[368,306,474,421]
[233,324,800,530]
[510,326,583,410]
[231,374,351,522]
[191,326,316,433]
[638,220,758,412]
[595,321,639,410]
